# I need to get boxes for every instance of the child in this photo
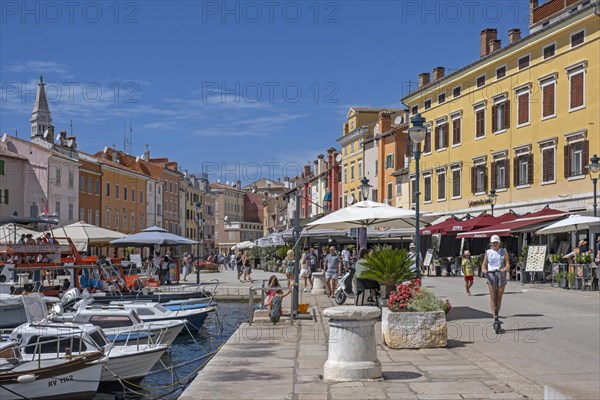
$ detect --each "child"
[462,250,474,295]
[268,288,292,325]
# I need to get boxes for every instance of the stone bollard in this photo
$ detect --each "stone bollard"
[323,306,381,381]
[311,272,327,295]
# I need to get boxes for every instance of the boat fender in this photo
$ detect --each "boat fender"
[17,374,37,383]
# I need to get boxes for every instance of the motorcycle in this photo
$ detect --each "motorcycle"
[334,266,355,305]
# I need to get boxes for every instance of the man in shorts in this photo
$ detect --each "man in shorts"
[325,246,340,297]
[461,250,474,295]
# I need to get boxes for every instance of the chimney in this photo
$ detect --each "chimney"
[508,29,521,44]
[480,28,497,57]
[489,39,502,53]
[432,67,445,81]
[143,144,150,161]
[530,0,538,25]
[379,111,392,133]
[112,150,118,163]
[236,179,241,189]
[304,164,311,177]
[46,124,55,143]
[59,130,67,145]
[418,73,430,88]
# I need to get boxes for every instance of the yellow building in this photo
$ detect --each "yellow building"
[402,0,599,217]
[337,107,403,206]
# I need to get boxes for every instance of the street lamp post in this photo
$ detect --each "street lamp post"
[589,154,600,217]
[195,199,203,284]
[488,189,498,216]
[408,113,427,275]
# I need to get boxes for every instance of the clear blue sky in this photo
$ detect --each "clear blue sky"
[1,1,530,184]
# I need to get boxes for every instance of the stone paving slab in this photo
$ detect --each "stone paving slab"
[178,274,543,400]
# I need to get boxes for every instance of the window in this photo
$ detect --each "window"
[492,98,509,133]
[475,106,485,138]
[123,187,127,200]
[157,204,162,216]
[471,164,487,194]
[452,86,461,98]
[451,116,461,146]
[80,176,85,192]
[423,175,432,202]
[541,78,556,119]
[438,92,446,104]
[87,209,92,224]
[350,164,355,181]
[169,181,173,192]
[451,168,461,198]
[0,160,4,175]
[68,171,74,188]
[123,210,128,230]
[387,182,393,201]
[424,99,431,110]
[80,208,84,221]
[435,122,448,151]
[411,105,418,115]
[564,140,589,178]
[95,180,99,195]
[518,55,530,70]
[106,208,111,228]
[131,213,135,231]
[67,203,73,221]
[55,201,61,216]
[423,128,432,153]
[358,160,363,178]
[568,67,585,111]
[491,159,509,190]
[543,43,555,59]
[55,167,61,185]
[374,161,378,176]
[385,154,394,169]
[496,65,506,79]
[131,189,135,202]
[541,146,556,183]
[0,189,8,204]
[517,88,530,126]
[571,30,584,47]
[343,166,347,183]
[437,170,446,201]
[106,182,110,197]
[140,190,144,203]
[115,209,120,229]
[514,154,533,186]
[30,203,39,218]
[476,75,486,88]
[139,214,144,230]
[116,185,120,199]
[95,210,99,225]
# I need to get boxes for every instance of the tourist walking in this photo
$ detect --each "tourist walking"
[241,251,253,283]
[306,247,318,289]
[181,252,190,281]
[283,249,295,288]
[299,250,311,292]
[236,251,244,282]
[341,246,350,269]
[325,246,340,297]
[481,235,510,322]
[461,250,474,295]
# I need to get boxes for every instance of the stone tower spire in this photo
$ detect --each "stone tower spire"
[30,74,52,139]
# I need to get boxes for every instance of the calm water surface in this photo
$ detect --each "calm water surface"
[93,302,248,400]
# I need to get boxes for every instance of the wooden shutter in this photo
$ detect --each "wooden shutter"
[570,72,584,109]
[503,100,510,129]
[452,119,460,144]
[564,144,571,178]
[424,131,431,153]
[471,166,476,194]
[476,110,484,137]
[483,166,488,193]
[543,84,555,117]
[543,148,555,182]
[518,92,529,125]
[582,141,589,175]
[528,154,534,184]
[504,159,510,188]
[490,161,497,190]
[434,126,440,150]
[443,124,449,148]
[514,157,520,186]
[453,170,460,197]
[491,105,497,132]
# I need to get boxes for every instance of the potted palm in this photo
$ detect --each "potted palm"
[360,245,416,300]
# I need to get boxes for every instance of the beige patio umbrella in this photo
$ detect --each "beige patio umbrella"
[42,221,126,252]
[0,223,39,244]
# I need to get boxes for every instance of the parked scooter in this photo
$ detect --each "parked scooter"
[334,266,355,305]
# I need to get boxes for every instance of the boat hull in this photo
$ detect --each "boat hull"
[0,352,104,400]
[91,290,212,304]
[101,345,166,382]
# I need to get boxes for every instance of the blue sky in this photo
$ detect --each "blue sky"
[1,1,530,184]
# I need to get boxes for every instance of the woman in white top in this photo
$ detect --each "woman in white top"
[299,251,312,292]
[481,235,510,322]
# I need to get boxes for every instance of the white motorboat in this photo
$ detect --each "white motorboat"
[0,293,60,329]
[0,341,106,400]
[9,294,168,384]
[110,300,215,331]
[56,304,185,346]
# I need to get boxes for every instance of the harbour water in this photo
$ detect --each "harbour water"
[93,302,248,400]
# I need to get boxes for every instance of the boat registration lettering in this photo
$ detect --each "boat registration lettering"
[48,375,73,387]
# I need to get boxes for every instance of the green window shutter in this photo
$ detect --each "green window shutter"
[0,160,5,175]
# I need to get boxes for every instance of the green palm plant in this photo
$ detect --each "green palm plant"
[360,245,417,296]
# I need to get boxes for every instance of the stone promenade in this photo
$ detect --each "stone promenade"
[179,270,543,400]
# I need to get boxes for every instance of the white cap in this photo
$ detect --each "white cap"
[490,235,501,243]
[409,242,416,248]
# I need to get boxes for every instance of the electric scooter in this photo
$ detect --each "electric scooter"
[490,270,503,334]
[334,266,355,305]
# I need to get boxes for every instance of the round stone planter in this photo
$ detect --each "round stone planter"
[311,272,326,295]
[381,308,447,349]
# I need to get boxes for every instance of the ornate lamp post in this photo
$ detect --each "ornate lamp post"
[488,189,498,216]
[360,177,372,201]
[589,154,600,217]
[408,113,427,274]
[195,198,203,284]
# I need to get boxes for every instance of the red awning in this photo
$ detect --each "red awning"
[456,207,568,238]
[420,216,462,235]
[442,212,501,234]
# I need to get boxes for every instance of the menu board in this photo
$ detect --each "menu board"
[423,248,434,267]
[525,245,547,272]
